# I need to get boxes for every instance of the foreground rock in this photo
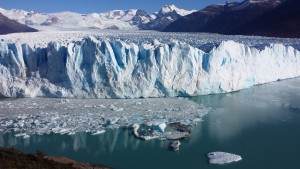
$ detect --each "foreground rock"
[207,152,242,164]
[0,147,111,169]
[46,156,110,169]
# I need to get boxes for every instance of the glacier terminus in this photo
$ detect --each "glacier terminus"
[0,31,299,98]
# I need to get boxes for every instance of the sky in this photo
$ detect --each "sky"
[0,0,241,14]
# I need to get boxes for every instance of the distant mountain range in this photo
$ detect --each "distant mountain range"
[0,5,195,33]
[164,0,300,38]
[1,0,299,38]
[0,12,37,34]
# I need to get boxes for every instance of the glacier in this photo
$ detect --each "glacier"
[0,31,300,98]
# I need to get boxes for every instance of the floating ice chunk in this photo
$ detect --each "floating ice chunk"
[141,135,161,140]
[107,117,119,125]
[91,130,105,135]
[23,134,30,139]
[15,133,27,137]
[132,123,140,138]
[98,104,106,108]
[15,133,30,139]
[116,108,123,112]
[164,131,190,140]
[207,152,242,164]
[145,119,167,133]
[155,123,167,133]
[58,128,72,135]
[68,131,76,135]
[169,140,181,151]
[131,123,161,140]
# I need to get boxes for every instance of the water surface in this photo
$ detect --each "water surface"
[1,78,300,169]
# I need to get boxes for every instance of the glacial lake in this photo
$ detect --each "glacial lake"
[1,77,300,169]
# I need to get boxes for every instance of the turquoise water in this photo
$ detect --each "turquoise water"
[1,78,300,169]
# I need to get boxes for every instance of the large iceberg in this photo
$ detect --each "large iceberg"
[0,31,299,98]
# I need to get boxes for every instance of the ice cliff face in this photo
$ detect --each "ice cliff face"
[0,36,299,98]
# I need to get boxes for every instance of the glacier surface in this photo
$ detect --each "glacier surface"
[0,31,300,98]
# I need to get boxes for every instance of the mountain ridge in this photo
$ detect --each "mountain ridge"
[164,0,285,33]
[0,5,195,31]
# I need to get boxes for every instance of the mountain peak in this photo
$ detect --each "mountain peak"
[161,4,177,13]
[160,4,196,16]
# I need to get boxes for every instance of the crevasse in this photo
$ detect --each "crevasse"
[0,37,299,98]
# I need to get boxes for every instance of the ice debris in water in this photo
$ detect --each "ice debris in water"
[0,98,208,138]
[207,152,242,164]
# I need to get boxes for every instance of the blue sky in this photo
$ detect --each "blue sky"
[0,0,241,14]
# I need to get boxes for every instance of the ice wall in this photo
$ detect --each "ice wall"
[0,37,299,98]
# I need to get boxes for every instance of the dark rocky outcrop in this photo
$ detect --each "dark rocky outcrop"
[164,0,300,38]
[0,12,37,35]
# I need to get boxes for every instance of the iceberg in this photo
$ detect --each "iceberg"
[0,31,300,98]
[207,152,242,164]
[169,140,181,151]
[91,130,106,135]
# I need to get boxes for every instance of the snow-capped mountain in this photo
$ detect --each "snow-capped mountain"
[160,4,195,16]
[0,12,37,34]
[164,4,225,32]
[0,5,195,31]
[143,5,196,30]
[0,8,139,30]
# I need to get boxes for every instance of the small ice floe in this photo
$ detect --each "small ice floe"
[68,131,76,135]
[131,123,161,140]
[15,133,30,139]
[207,152,242,164]
[155,123,167,133]
[107,117,119,125]
[23,134,30,139]
[91,130,105,135]
[142,135,161,140]
[132,123,140,138]
[164,131,190,140]
[169,140,181,151]
[146,120,167,133]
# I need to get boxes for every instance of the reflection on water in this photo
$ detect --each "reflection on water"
[0,129,169,155]
[0,78,300,169]
[191,78,300,142]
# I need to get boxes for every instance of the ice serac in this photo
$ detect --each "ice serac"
[0,37,300,98]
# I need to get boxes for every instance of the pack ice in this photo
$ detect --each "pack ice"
[0,31,300,98]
